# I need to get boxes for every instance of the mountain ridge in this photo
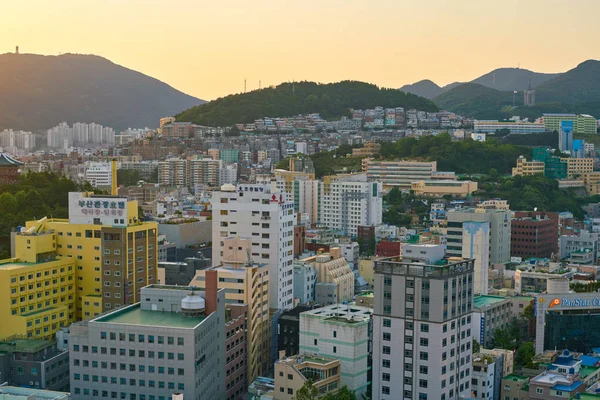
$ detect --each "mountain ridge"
[0,53,204,130]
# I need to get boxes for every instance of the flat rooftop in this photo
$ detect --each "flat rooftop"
[0,259,56,270]
[95,304,204,328]
[503,374,528,382]
[473,295,508,308]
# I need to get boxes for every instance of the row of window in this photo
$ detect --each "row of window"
[72,346,185,360]
[99,332,185,345]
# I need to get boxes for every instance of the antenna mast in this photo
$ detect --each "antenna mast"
[244,79,247,93]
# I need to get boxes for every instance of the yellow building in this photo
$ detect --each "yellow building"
[410,179,478,197]
[300,247,354,305]
[21,192,158,320]
[562,157,594,177]
[512,156,545,176]
[0,227,76,340]
[358,259,375,286]
[273,352,341,400]
[583,172,600,195]
[189,237,270,383]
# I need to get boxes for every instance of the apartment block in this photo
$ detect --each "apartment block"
[511,211,559,258]
[299,304,372,397]
[318,174,382,237]
[372,253,475,400]
[190,237,271,382]
[512,156,545,176]
[211,184,295,310]
[69,285,225,400]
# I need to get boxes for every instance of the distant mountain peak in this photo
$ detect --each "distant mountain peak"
[0,53,204,130]
[399,80,444,99]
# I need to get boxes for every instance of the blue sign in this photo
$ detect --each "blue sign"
[480,315,485,344]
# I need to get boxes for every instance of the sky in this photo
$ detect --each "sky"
[2,0,599,101]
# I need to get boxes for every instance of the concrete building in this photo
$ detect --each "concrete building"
[68,284,225,400]
[480,348,514,399]
[0,230,76,340]
[543,113,597,136]
[84,162,113,189]
[474,120,545,134]
[515,269,572,294]
[318,174,382,237]
[559,231,599,265]
[0,387,70,400]
[501,374,529,400]
[189,237,271,382]
[462,221,491,295]
[0,338,70,392]
[512,156,545,177]
[528,352,586,399]
[293,261,317,305]
[211,183,295,310]
[298,248,355,306]
[263,169,318,224]
[273,352,341,400]
[20,191,158,320]
[224,304,248,400]
[364,160,437,189]
[158,157,224,188]
[352,142,381,158]
[277,305,314,358]
[299,304,372,397]
[511,211,559,259]
[372,253,475,400]
[470,353,496,400]
[158,219,212,247]
[410,180,478,198]
[472,295,512,348]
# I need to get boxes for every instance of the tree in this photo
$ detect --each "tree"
[488,168,498,179]
[293,379,319,400]
[323,386,357,400]
[472,338,481,354]
[515,341,535,368]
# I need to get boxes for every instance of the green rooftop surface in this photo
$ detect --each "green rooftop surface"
[575,394,600,399]
[0,339,53,353]
[504,374,528,382]
[95,304,204,328]
[21,306,57,317]
[473,295,507,308]
[579,366,599,379]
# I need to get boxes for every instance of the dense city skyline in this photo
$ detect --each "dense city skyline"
[3,0,599,100]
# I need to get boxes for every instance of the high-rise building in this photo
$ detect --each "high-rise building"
[299,304,372,397]
[68,284,225,400]
[372,253,475,400]
[262,169,318,224]
[158,157,224,188]
[544,113,597,136]
[511,211,559,258]
[189,237,271,382]
[446,203,511,294]
[318,174,382,237]
[85,162,113,188]
[22,191,158,319]
[211,184,295,310]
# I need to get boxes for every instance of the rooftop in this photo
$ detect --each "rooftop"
[503,374,529,382]
[473,295,508,308]
[0,386,69,399]
[94,304,204,328]
[0,338,58,354]
[0,258,57,270]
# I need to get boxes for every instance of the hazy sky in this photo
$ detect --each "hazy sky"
[2,0,599,101]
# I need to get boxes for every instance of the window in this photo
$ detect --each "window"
[420,324,429,333]
[383,318,391,328]
[382,373,390,382]
[383,332,391,341]
[419,380,428,388]
[536,388,543,394]
[419,352,428,361]
[382,386,390,395]
[382,359,390,368]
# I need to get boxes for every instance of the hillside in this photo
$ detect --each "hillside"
[433,60,600,120]
[471,67,560,91]
[0,53,203,130]
[537,60,600,104]
[433,83,516,119]
[399,79,445,99]
[176,81,438,126]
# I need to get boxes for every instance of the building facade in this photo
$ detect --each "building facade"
[211,184,295,310]
[364,160,437,189]
[69,285,226,400]
[372,254,475,400]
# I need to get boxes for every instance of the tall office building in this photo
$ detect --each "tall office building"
[260,169,318,224]
[158,157,228,188]
[372,252,475,400]
[189,237,271,382]
[558,120,574,153]
[22,191,158,320]
[211,183,295,310]
[318,174,382,237]
[69,284,225,400]
[85,162,113,188]
[446,203,511,294]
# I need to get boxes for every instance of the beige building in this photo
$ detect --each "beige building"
[563,157,594,177]
[512,156,545,176]
[352,142,381,158]
[363,159,437,189]
[189,237,271,382]
[299,247,354,305]
[410,179,478,197]
[501,375,530,400]
[273,352,341,400]
[583,171,600,195]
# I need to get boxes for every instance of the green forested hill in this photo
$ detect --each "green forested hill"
[175,81,438,126]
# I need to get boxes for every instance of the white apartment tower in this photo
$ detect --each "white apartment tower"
[372,252,475,400]
[211,184,295,310]
[318,174,382,237]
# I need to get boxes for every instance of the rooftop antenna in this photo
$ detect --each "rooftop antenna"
[244,79,247,93]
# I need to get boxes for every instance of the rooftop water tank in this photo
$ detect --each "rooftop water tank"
[181,292,205,316]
